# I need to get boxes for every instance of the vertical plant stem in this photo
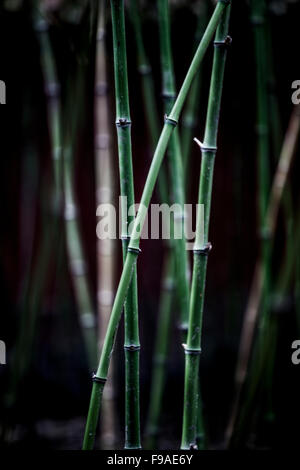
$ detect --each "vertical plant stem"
[64,144,98,371]
[129,0,175,448]
[226,106,300,446]
[62,8,99,372]
[225,0,271,446]
[157,0,189,334]
[181,1,208,185]
[5,7,64,412]
[181,3,231,450]
[110,0,141,449]
[95,0,117,448]
[145,250,175,448]
[82,2,226,449]
[251,0,271,356]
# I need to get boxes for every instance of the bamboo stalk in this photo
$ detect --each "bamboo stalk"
[128,0,168,204]
[110,0,141,449]
[5,6,65,413]
[64,149,98,371]
[226,106,300,445]
[181,4,231,450]
[181,1,208,184]
[129,0,178,448]
[224,0,272,446]
[129,0,175,448]
[95,0,117,449]
[157,0,189,334]
[82,1,228,449]
[144,251,174,449]
[251,0,271,351]
[61,6,99,372]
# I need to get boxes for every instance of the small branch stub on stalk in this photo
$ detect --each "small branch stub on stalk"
[214,35,232,48]
[194,138,217,154]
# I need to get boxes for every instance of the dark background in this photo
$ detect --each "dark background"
[0,0,299,449]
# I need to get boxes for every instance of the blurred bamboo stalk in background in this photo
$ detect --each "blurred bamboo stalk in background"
[62,16,98,373]
[4,5,65,416]
[157,0,190,336]
[94,0,117,449]
[224,0,271,447]
[181,0,208,187]
[226,106,300,446]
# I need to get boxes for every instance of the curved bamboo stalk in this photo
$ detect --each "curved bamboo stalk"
[82,1,227,449]
[181,3,231,450]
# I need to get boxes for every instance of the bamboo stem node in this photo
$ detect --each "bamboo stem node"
[194,137,217,154]
[182,344,202,356]
[164,115,178,127]
[127,247,142,255]
[138,64,152,75]
[116,118,132,128]
[193,243,213,256]
[162,91,177,100]
[124,344,141,351]
[92,374,107,385]
[214,35,232,47]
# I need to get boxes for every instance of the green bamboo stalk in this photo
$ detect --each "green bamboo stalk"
[227,106,300,447]
[181,1,208,184]
[110,0,141,449]
[129,0,175,448]
[251,0,271,349]
[157,0,206,450]
[157,0,189,334]
[64,146,98,371]
[129,0,177,448]
[61,5,99,372]
[225,0,272,446]
[95,0,117,449]
[5,8,64,412]
[82,1,227,449]
[180,1,209,449]
[128,0,168,203]
[181,4,231,450]
[145,251,175,448]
